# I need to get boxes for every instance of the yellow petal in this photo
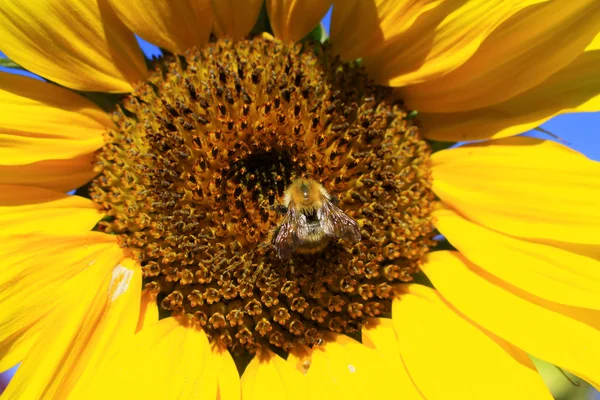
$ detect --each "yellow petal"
[432,137,600,244]
[62,259,142,399]
[267,0,332,42]
[331,0,442,62]
[0,233,124,372]
[529,296,600,332]
[0,0,146,92]
[80,318,217,399]
[0,153,95,192]
[330,0,458,62]
[287,334,401,400]
[421,33,600,140]
[537,240,600,261]
[393,284,553,399]
[211,0,263,41]
[434,206,600,309]
[332,1,545,87]
[361,319,423,399]
[107,0,212,55]
[0,72,108,165]
[212,346,241,400]
[0,322,41,374]
[421,251,600,388]
[136,289,159,333]
[0,186,101,234]
[3,256,140,399]
[242,350,306,400]
[398,1,600,112]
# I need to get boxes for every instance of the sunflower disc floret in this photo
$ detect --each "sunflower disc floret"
[91,37,436,353]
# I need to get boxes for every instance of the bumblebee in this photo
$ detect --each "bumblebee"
[272,179,361,259]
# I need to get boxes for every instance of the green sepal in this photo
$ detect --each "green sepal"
[404,110,418,120]
[430,237,456,252]
[250,1,273,36]
[428,140,455,153]
[76,91,125,113]
[0,58,23,69]
[411,271,435,288]
[529,355,591,400]
[303,22,328,44]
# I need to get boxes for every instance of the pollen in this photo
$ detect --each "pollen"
[91,37,436,354]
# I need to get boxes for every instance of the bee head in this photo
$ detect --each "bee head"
[284,179,327,210]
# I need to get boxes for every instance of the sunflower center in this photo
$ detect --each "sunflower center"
[91,37,436,353]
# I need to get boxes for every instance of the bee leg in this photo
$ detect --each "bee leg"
[330,196,340,205]
[271,204,288,215]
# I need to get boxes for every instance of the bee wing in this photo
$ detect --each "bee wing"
[318,198,361,243]
[273,202,306,259]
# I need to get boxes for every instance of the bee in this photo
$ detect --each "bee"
[272,179,361,259]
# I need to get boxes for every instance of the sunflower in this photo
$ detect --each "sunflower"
[1,0,599,398]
